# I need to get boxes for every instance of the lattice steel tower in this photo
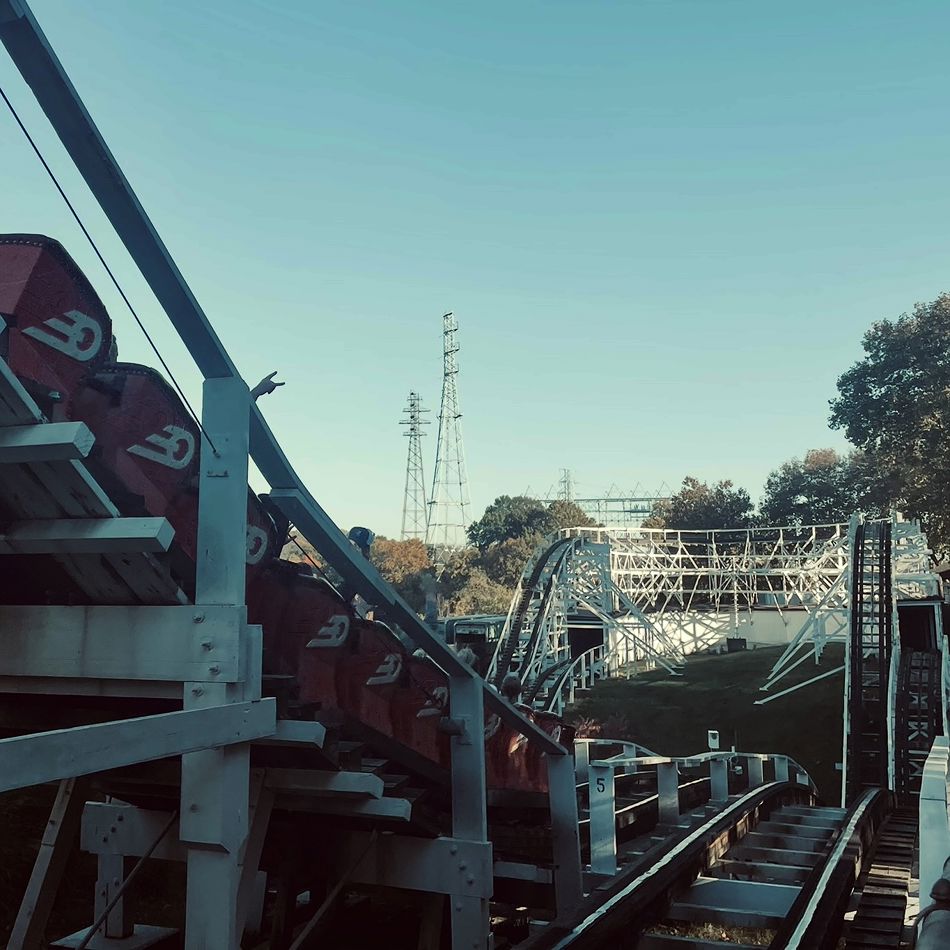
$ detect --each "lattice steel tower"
[400,391,430,540]
[426,312,471,549]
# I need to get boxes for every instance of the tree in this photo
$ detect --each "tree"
[645,476,754,530]
[438,547,510,615]
[547,500,598,532]
[479,534,540,588]
[830,293,950,552]
[467,496,553,551]
[758,448,890,526]
[468,496,596,552]
[369,536,434,612]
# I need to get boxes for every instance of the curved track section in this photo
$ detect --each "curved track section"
[491,538,575,687]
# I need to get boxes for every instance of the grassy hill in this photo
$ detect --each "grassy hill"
[568,644,845,803]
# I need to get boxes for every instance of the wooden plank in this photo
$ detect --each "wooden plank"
[97,551,188,606]
[0,356,43,426]
[273,794,413,822]
[0,421,95,462]
[0,604,244,682]
[81,804,489,898]
[82,803,186,862]
[8,777,90,950]
[0,699,276,793]
[256,720,327,750]
[0,517,175,554]
[0,675,181,700]
[264,768,384,799]
[0,370,182,603]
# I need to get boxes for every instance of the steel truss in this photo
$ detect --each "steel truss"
[763,516,939,701]
[495,518,941,715]
[489,537,685,715]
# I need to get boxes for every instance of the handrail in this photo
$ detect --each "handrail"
[585,746,815,875]
[915,737,950,950]
[919,737,950,905]
[520,780,816,949]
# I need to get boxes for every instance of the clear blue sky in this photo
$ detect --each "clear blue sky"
[2,1,948,536]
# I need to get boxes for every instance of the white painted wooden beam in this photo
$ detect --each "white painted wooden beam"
[0,700,276,793]
[8,777,90,950]
[0,517,174,554]
[264,768,384,799]
[81,803,492,898]
[275,794,413,822]
[256,720,327,749]
[0,421,95,462]
[0,605,244,683]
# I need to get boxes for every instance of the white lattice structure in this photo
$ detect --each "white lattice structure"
[762,515,941,702]
[498,518,941,712]
[563,523,854,654]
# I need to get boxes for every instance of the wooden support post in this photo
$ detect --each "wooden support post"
[9,777,89,950]
[710,758,729,802]
[94,853,130,939]
[746,755,765,788]
[180,377,254,950]
[448,673,490,950]
[237,771,275,934]
[547,752,583,915]
[657,762,680,824]
[417,895,445,950]
[267,856,300,950]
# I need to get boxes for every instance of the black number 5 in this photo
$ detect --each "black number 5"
[595,777,606,793]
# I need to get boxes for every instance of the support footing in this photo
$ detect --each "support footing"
[52,925,177,949]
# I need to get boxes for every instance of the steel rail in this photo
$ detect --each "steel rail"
[492,538,574,687]
[519,780,816,949]
[771,788,888,949]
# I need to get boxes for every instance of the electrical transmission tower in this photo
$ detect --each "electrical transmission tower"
[400,391,430,540]
[557,468,574,502]
[427,312,471,551]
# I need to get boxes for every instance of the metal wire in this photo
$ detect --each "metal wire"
[289,531,332,582]
[0,82,217,454]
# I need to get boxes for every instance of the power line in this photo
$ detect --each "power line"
[0,82,216,454]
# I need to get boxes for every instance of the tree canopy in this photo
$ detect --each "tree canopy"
[370,536,434,612]
[645,476,754,530]
[467,495,595,550]
[758,448,890,527]
[830,293,950,552]
[437,547,510,615]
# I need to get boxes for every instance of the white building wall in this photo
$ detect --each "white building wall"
[645,607,847,653]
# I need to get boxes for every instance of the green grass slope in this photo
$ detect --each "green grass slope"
[569,644,845,803]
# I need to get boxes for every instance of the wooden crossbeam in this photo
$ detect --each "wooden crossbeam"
[264,768,384,799]
[0,605,244,683]
[0,700,276,793]
[0,421,95,462]
[81,802,492,897]
[0,517,174,554]
[8,777,90,950]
